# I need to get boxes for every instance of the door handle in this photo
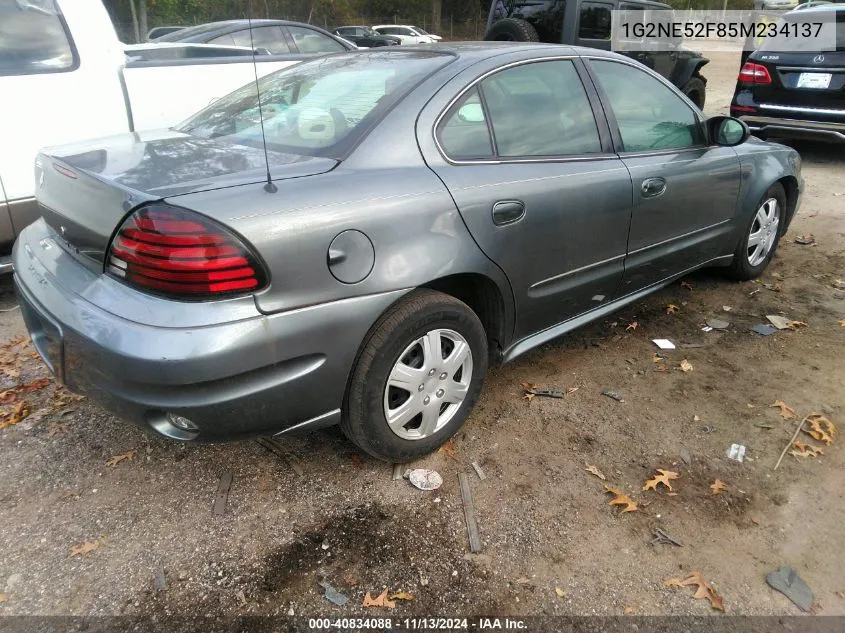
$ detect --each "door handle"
[492,200,525,226]
[641,177,667,199]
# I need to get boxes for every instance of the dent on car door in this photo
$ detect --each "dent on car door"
[586,58,741,295]
[423,58,634,340]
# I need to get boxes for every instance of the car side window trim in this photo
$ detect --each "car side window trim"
[581,56,708,156]
[433,57,617,166]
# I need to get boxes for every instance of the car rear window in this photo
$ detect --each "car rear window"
[178,51,453,158]
[0,0,76,76]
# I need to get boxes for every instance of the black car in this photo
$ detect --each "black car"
[332,26,399,47]
[485,0,709,108]
[731,6,845,142]
[155,19,355,55]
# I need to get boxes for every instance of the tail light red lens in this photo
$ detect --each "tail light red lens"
[738,62,772,85]
[106,204,268,299]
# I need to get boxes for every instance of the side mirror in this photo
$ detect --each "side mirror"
[708,116,750,147]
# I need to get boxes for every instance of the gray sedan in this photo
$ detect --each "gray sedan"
[14,44,803,462]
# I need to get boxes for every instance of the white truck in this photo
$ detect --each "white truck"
[0,0,333,272]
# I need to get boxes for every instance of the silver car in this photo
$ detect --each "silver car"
[14,44,803,462]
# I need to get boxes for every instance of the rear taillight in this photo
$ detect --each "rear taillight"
[106,204,267,299]
[738,62,772,85]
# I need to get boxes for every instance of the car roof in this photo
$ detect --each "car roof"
[156,19,323,42]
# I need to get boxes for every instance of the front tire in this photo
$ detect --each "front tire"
[726,183,786,281]
[342,289,488,462]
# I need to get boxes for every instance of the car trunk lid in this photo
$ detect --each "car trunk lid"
[36,130,337,268]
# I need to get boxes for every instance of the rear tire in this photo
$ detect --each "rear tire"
[342,289,488,463]
[682,75,706,110]
[726,183,786,281]
[485,18,540,42]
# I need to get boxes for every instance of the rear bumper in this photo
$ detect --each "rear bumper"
[13,219,407,442]
[738,114,845,143]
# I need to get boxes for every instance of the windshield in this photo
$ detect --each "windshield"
[178,51,453,158]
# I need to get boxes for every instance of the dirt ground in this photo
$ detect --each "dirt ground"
[1,49,844,622]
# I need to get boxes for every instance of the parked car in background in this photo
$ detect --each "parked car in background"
[333,26,399,47]
[0,0,349,272]
[731,5,845,142]
[15,44,802,462]
[155,19,354,54]
[372,24,439,44]
[484,0,710,108]
[146,26,185,40]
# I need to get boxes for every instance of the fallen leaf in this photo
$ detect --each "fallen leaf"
[0,401,34,429]
[723,306,732,312]
[626,321,638,331]
[771,400,795,419]
[0,390,15,404]
[389,592,413,601]
[679,359,694,372]
[605,485,638,512]
[566,387,579,395]
[623,606,635,615]
[750,517,761,525]
[0,593,7,602]
[773,283,783,292]
[710,479,727,495]
[515,577,531,584]
[693,415,701,422]
[17,378,52,393]
[585,464,606,481]
[666,304,679,314]
[521,382,535,402]
[786,320,807,330]
[804,414,836,445]
[665,571,725,611]
[680,280,693,291]
[840,318,845,328]
[837,590,845,599]
[70,541,99,557]
[791,440,823,458]
[643,469,679,492]
[105,451,135,468]
[652,353,665,363]
[555,587,567,598]
[363,589,395,609]
[439,439,457,461]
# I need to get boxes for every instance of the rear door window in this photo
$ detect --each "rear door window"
[438,89,494,160]
[0,0,76,76]
[226,26,291,54]
[481,60,602,157]
[286,26,346,53]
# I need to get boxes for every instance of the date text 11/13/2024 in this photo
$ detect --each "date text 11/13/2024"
[308,617,528,630]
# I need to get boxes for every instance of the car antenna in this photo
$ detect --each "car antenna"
[247,0,278,193]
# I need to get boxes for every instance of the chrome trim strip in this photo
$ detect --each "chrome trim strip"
[759,103,845,117]
[529,254,625,290]
[776,66,845,72]
[504,253,734,363]
[626,219,731,257]
[741,115,845,132]
[273,408,341,435]
[0,256,13,275]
